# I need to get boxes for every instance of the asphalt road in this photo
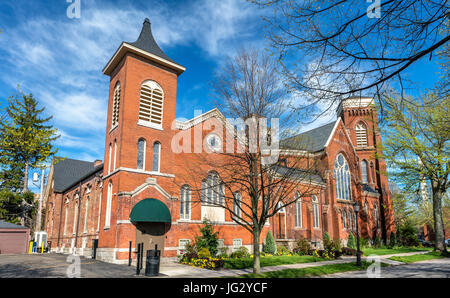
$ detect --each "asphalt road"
[325,257,450,278]
[0,253,141,278]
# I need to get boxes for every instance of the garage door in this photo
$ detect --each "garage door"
[0,231,28,254]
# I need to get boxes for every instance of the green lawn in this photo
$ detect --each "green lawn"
[362,246,431,256]
[232,261,390,278]
[388,251,445,263]
[224,255,324,269]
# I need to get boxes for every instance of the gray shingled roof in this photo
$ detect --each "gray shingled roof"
[270,165,324,184]
[53,158,101,193]
[280,121,337,152]
[0,220,28,229]
[128,18,175,63]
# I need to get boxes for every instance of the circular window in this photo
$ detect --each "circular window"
[206,133,221,151]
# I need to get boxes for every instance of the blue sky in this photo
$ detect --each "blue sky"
[0,0,444,192]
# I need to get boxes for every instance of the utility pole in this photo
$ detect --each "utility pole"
[35,167,46,231]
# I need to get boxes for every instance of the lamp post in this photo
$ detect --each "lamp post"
[353,201,361,267]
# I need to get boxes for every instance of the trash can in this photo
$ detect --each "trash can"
[144,249,161,276]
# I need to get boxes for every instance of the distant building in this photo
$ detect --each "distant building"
[43,19,394,263]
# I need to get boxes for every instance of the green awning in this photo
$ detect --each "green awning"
[129,198,171,223]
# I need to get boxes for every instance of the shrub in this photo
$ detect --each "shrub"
[230,246,250,259]
[217,246,229,258]
[294,237,312,255]
[275,245,292,256]
[360,238,370,248]
[388,232,397,248]
[341,247,363,256]
[347,232,356,249]
[198,247,211,259]
[323,237,342,259]
[373,236,382,248]
[398,220,420,247]
[195,218,219,256]
[180,241,198,262]
[263,231,276,255]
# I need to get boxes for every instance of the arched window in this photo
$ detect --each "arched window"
[334,154,352,201]
[113,140,117,170]
[138,80,164,129]
[348,210,353,231]
[63,205,69,236]
[374,204,379,229]
[105,181,113,228]
[233,192,242,219]
[202,172,224,205]
[361,160,369,183]
[72,199,78,235]
[370,161,375,183]
[108,143,112,173]
[84,197,90,233]
[355,122,368,147]
[152,142,161,172]
[342,210,347,229]
[180,185,191,220]
[112,82,120,127]
[294,192,302,228]
[137,138,146,170]
[312,195,320,228]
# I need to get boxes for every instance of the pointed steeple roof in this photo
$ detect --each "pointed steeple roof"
[103,18,185,76]
[129,18,175,64]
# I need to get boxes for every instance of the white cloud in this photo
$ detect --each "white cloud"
[0,0,265,161]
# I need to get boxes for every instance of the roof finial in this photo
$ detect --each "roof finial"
[144,18,150,24]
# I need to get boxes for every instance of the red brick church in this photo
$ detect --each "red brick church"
[43,19,394,263]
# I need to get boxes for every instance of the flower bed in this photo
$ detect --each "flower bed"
[180,256,226,270]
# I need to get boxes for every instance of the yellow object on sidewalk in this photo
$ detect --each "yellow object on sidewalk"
[28,241,33,254]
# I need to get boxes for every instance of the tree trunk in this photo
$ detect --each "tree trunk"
[432,185,446,252]
[252,228,261,274]
[23,162,29,192]
[20,162,29,226]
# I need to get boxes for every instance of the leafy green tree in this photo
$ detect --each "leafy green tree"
[195,219,219,257]
[0,89,59,225]
[0,189,35,226]
[263,230,276,254]
[381,91,449,252]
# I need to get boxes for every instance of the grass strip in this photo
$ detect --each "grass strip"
[224,255,325,270]
[231,261,389,278]
[388,251,445,264]
[361,246,431,256]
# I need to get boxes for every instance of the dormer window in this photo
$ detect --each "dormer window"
[355,122,368,148]
[138,80,164,129]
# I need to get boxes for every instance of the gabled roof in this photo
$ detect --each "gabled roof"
[280,120,338,152]
[0,220,28,229]
[53,158,102,193]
